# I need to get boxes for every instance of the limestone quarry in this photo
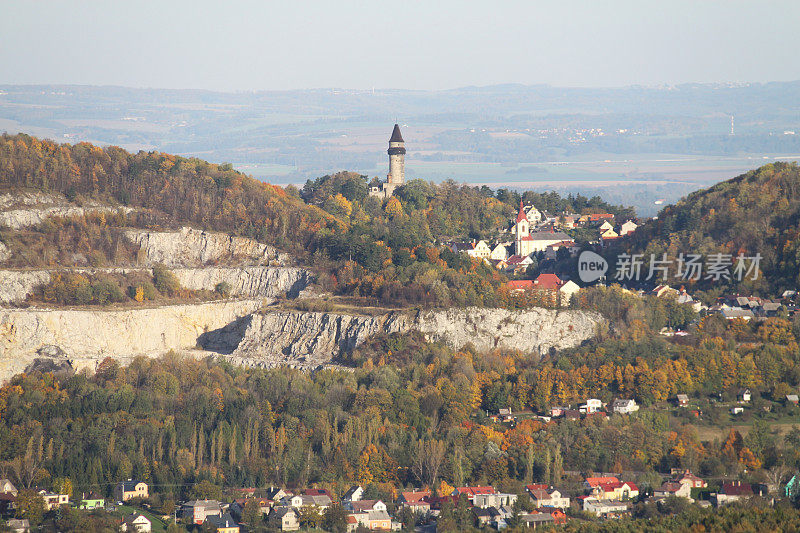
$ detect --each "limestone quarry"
[0,192,603,382]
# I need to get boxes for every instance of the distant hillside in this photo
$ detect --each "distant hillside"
[0,133,342,255]
[622,162,800,296]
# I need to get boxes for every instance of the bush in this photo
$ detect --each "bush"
[214,281,232,298]
[91,277,125,305]
[153,264,181,296]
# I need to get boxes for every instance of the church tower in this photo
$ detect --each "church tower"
[515,200,531,257]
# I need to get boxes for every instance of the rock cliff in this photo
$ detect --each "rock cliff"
[124,227,290,267]
[0,299,263,380]
[210,306,602,368]
[0,266,313,304]
[0,191,132,229]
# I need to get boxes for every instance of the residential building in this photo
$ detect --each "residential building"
[78,492,105,510]
[397,490,430,513]
[270,507,299,531]
[738,388,752,402]
[579,398,603,414]
[619,220,638,236]
[121,513,151,533]
[348,509,392,530]
[38,489,69,510]
[182,500,222,525]
[559,280,581,303]
[588,480,639,500]
[525,486,570,509]
[285,493,332,510]
[612,398,639,414]
[654,482,692,499]
[675,471,706,489]
[676,394,689,407]
[582,498,630,517]
[348,499,386,513]
[490,243,509,261]
[342,485,364,504]
[712,481,756,506]
[205,513,240,533]
[114,480,149,502]
[0,479,17,496]
[473,492,517,509]
[453,486,497,503]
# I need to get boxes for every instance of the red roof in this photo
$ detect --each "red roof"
[401,491,431,504]
[588,213,614,221]
[304,488,333,498]
[517,201,528,223]
[456,486,497,497]
[721,482,753,496]
[507,280,534,291]
[534,273,563,290]
[585,476,619,487]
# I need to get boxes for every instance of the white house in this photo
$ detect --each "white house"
[582,498,630,517]
[120,513,151,533]
[342,485,364,503]
[619,220,638,236]
[468,240,492,259]
[559,280,580,303]
[579,398,603,414]
[490,243,509,261]
[612,399,639,414]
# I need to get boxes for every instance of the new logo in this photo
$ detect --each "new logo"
[578,250,608,283]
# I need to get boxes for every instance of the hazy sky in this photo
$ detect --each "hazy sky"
[2,0,799,91]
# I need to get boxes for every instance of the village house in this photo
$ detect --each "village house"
[525,485,570,509]
[37,489,69,510]
[712,481,757,506]
[205,513,240,533]
[342,485,364,504]
[78,492,105,510]
[271,507,299,531]
[590,480,639,500]
[504,254,534,274]
[348,499,387,513]
[120,513,151,533]
[285,493,332,510]
[0,479,16,496]
[654,481,692,499]
[114,480,149,502]
[453,486,497,503]
[397,490,431,513]
[579,398,603,414]
[675,470,706,488]
[738,388,752,402]
[182,500,222,525]
[676,394,689,407]
[490,243,509,261]
[347,507,392,530]
[473,492,517,509]
[582,498,630,517]
[612,398,639,414]
[520,509,567,529]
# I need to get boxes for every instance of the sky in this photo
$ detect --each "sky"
[1,0,799,92]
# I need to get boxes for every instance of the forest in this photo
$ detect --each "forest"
[618,161,800,299]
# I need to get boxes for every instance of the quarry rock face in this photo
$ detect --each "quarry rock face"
[124,227,291,267]
[0,299,264,381]
[0,191,133,229]
[218,307,602,369]
[0,266,313,304]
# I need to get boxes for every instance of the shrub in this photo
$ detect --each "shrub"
[153,264,181,296]
[214,281,232,298]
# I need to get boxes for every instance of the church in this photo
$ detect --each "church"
[369,124,406,199]
[514,201,573,256]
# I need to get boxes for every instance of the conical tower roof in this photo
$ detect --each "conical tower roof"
[389,124,404,143]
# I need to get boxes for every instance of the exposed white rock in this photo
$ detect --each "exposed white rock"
[0,241,8,263]
[0,266,313,304]
[172,266,313,298]
[218,306,602,368]
[124,227,290,267]
[0,299,264,382]
[0,270,52,304]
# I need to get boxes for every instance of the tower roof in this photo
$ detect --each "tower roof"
[389,124,404,143]
[516,200,528,223]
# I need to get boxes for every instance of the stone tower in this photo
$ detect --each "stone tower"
[369,123,406,199]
